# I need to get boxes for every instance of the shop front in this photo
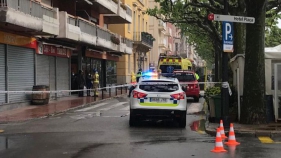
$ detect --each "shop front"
[0,31,37,104]
[37,42,72,98]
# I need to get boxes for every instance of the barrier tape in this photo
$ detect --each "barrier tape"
[0,82,232,95]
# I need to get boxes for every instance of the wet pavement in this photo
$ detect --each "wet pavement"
[0,90,126,123]
[0,97,281,158]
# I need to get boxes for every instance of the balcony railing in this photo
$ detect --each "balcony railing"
[133,32,153,47]
[0,0,57,19]
[77,18,97,36]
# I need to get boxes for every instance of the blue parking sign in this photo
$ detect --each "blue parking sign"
[222,22,234,53]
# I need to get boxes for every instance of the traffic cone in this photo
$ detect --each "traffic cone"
[225,123,240,145]
[219,120,227,139]
[211,128,227,153]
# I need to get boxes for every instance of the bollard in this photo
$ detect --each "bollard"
[93,91,97,101]
[102,89,104,99]
[109,86,111,97]
[115,86,118,96]
[121,86,123,94]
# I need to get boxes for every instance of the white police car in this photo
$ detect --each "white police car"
[129,75,187,128]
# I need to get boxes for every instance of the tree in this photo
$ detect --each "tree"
[147,0,281,124]
[240,0,267,124]
[265,25,281,47]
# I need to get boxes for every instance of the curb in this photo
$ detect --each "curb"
[0,94,127,124]
[205,124,281,138]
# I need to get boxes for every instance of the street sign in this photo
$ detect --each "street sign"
[208,14,255,24]
[222,22,234,53]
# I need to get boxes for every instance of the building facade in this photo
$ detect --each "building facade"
[0,0,133,104]
[109,0,153,84]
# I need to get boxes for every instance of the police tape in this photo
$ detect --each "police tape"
[0,84,131,94]
[0,82,230,94]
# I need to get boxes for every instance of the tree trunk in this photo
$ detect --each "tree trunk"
[241,0,267,124]
[233,0,246,56]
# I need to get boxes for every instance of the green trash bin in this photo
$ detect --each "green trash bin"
[212,95,221,119]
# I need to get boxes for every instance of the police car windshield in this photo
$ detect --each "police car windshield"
[174,72,196,82]
[159,65,182,73]
[139,81,179,92]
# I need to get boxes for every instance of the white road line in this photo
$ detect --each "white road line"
[96,102,127,116]
[75,102,108,112]
[120,106,130,111]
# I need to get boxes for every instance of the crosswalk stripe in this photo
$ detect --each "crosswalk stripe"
[96,102,127,116]
[99,102,127,111]
[120,106,130,111]
[75,102,108,112]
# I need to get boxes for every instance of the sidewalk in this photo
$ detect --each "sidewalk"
[0,90,127,123]
[205,121,281,137]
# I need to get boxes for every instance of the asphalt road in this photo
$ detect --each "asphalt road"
[0,96,280,158]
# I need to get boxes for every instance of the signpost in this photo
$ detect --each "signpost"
[222,22,234,53]
[208,14,255,24]
[207,0,255,128]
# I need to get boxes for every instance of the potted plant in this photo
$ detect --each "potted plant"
[110,35,120,45]
[121,3,127,10]
[112,0,118,4]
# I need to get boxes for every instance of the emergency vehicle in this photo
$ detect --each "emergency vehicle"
[157,53,192,76]
[173,70,200,102]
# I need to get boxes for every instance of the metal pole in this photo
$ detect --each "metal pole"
[237,68,241,121]
[221,0,230,128]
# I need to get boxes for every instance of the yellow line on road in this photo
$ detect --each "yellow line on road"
[0,130,4,133]
[258,137,274,143]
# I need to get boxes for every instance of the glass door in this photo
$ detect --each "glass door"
[274,63,281,121]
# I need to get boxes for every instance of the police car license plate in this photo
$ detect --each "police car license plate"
[151,98,167,103]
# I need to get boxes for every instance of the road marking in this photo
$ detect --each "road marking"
[120,106,130,111]
[96,102,127,116]
[75,103,108,112]
[258,137,274,143]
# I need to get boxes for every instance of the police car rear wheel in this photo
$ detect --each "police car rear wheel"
[129,110,136,127]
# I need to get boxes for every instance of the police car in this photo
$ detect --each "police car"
[129,74,187,128]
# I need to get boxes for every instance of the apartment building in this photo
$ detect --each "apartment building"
[0,0,132,104]
[109,0,153,84]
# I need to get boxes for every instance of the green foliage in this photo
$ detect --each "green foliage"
[265,25,281,47]
[204,86,221,104]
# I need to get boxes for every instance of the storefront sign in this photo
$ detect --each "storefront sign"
[0,31,37,49]
[38,43,71,58]
[86,50,119,62]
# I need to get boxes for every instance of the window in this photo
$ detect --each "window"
[143,18,144,32]
[174,72,196,82]
[175,43,178,51]
[128,24,131,32]
[133,11,136,32]
[128,55,131,73]
[159,65,182,73]
[139,81,179,92]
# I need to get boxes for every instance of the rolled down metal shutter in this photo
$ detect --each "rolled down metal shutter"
[49,56,56,99]
[56,57,70,97]
[7,46,34,103]
[36,55,50,86]
[0,44,6,104]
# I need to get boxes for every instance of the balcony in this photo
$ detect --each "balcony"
[158,21,166,31]
[0,0,59,36]
[58,12,124,52]
[159,39,167,49]
[133,32,154,53]
[123,38,133,54]
[91,0,118,14]
[103,1,132,24]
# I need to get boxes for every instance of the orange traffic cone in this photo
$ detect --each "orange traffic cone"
[225,123,240,145]
[219,120,227,139]
[211,128,227,153]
